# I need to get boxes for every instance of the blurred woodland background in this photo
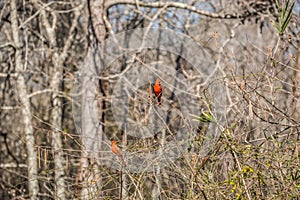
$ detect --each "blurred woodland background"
[0,0,300,199]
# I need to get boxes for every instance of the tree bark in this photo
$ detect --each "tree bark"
[35,5,67,199]
[34,0,86,198]
[80,0,107,198]
[10,0,39,199]
[292,43,300,120]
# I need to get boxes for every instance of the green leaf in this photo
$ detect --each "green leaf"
[282,2,295,32]
[230,122,238,131]
[273,22,280,32]
[274,0,295,34]
[275,0,280,10]
[284,0,291,15]
[280,8,285,23]
[190,112,216,123]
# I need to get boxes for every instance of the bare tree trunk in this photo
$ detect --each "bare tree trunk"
[34,6,66,199]
[80,57,103,198]
[292,43,300,120]
[80,0,107,198]
[10,0,39,199]
[33,1,85,198]
[50,69,67,200]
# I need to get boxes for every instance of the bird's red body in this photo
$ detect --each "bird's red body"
[111,140,126,166]
[111,140,120,155]
[153,78,162,106]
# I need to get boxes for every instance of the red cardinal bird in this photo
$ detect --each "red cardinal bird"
[153,78,163,106]
[111,140,126,166]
